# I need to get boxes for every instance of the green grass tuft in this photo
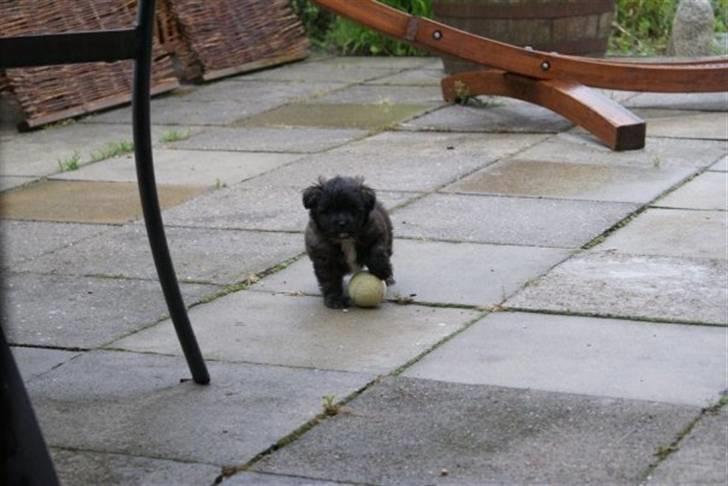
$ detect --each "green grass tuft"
[89,140,134,162]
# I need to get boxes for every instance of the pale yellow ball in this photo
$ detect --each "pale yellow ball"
[348,271,387,308]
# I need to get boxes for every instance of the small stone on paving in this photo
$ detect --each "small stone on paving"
[506,251,728,325]
[3,273,216,348]
[254,376,698,485]
[28,350,373,465]
[443,158,694,204]
[394,193,638,248]
[169,126,368,153]
[254,239,571,307]
[0,180,206,224]
[597,208,727,260]
[112,291,477,373]
[655,171,728,210]
[51,449,220,486]
[647,407,728,485]
[51,149,301,187]
[18,224,303,285]
[403,312,727,406]
[237,103,432,130]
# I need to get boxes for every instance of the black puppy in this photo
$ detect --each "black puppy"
[303,176,394,309]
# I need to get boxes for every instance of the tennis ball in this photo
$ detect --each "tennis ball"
[348,271,387,308]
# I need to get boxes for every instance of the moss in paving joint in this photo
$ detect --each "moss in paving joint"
[640,394,728,482]
[190,253,306,307]
[505,305,728,328]
[584,165,713,251]
[219,377,384,481]
[390,310,490,377]
[159,128,192,143]
[57,151,81,172]
[89,140,134,162]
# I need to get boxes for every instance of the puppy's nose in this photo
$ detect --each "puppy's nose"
[336,219,348,227]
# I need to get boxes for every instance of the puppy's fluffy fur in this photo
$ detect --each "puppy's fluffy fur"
[303,176,393,308]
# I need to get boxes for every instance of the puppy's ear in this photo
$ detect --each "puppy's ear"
[360,182,377,213]
[302,183,323,210]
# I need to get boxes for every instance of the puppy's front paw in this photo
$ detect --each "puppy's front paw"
[385,276,396,286]
[324,293,351,309]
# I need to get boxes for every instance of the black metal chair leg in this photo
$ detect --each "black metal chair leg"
[132,0,210,385]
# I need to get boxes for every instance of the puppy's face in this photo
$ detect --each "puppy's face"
[303,176,376,239]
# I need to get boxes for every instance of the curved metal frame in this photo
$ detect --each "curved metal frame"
[0,0,209,385]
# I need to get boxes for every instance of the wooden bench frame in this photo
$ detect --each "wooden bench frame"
[313,0,728,150]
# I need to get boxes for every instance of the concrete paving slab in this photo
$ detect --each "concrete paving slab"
[640,110,728,140]
[364,67,443,86]
[1,220,113,268]
[404,312,728,406]
[169,127,369,153]
[239,61,403,83]
[442,158,693,204]
[625,92,728,111]
[516,133,727,170]
[0,176,35,192]
[3,272,216,348]
[11,347,79,382]
[597,208,727,260]
[401,100,573,133]
[112,291,478,373]
[313,84,444,105]
[51,449,220,486]
[254,376,699,485]
[51,149,301,187]
[254,239,571,307]
[393,193,638,248]
[27,350,373,465]
[647,408,728,485]
[506,251,728,325]
[162,182,415,232]
[0,180,206,224]
[84,98,274,126]
[318,56,434,69]
[222,471,345,485]
[237,103,432,130]
[19,225,303,285]
[1,123,180,177]
[710,155,728,172]
[175,79,345,104]
[655,171,728,211]
[239,131,547,193]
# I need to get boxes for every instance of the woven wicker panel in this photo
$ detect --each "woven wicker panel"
[0,0,178,129]
[166,0,310,81]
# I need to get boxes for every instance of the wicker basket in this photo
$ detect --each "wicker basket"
[0,0,178,129]
[163,0,310,81]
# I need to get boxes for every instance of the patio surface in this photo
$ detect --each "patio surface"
[1,55,727,485]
